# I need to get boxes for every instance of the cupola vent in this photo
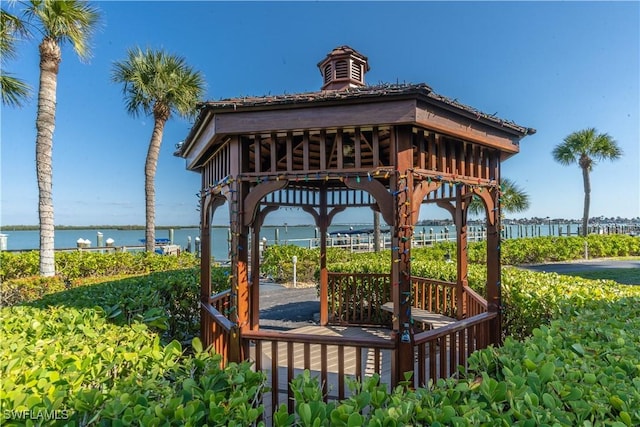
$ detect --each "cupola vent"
[317,46,369,91]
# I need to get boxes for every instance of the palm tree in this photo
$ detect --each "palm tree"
[112,48,205,252]
[24,0,100,276]
[468,178,530,216]
[0,7,30,106]
[552,128,622,237]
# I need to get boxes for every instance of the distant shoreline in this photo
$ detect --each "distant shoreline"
[2,218,637,233]
[0,225,199,231]
[0,224,323,231]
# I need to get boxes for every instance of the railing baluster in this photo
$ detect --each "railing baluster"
[338,346,345,399]
[321,343,328,402]
[429,340,437,381]
[418,343,426,386]
[458,329,466,370]
[439,336,447,379]
[271,341,279,416]
[449,333,457,375]
[304,343,310,370]
[287,342,294,414]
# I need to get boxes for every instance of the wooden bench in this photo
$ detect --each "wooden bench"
[381,302,456,329]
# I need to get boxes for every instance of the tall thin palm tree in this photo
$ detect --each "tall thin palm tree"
[112,48,205,252]
[0,7,30,106]
[552,128,622,237]
[25,0,100,276]
[468,178,530,216]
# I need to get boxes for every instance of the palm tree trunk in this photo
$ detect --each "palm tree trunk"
[36,38,60,276]
[581,166,591,237]
[145,116,166,252]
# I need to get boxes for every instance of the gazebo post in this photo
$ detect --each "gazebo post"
[250,221,261,331]
[319,189,329,326]
[228,139,251,359]
[486,154,502,346]
[391,125,415,386]
[199,194,212,342]
[486,186,502,345]
[455,187,469,320]
[250,206,279,331]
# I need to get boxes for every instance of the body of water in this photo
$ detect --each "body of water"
[0,222,587,261]
[1,224,378,261]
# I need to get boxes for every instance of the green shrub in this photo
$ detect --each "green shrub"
[27,267,230,345]
[499,234,640,265]
[0,251,199,282]
[0,305,266,426]
[0,251,39,280]
[261,245,324,283]
[277,297,640,426]
[0,275,67,307]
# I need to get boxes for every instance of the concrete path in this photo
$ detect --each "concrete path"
[259,281,319,330]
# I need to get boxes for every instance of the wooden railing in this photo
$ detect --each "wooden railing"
[242,329,395,418]
[327,273,462,325]
[463,286,488,317]
[210,289,232,314]
[411,277,457,317]
[201,290,239,364]
[411,312,496,388]
[327,273,391,325]
[200,276,494,423]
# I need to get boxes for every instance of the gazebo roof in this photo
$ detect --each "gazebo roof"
[177,82,535,169]
[196,83,533,136]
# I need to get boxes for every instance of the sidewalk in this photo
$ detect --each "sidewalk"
[259,281,319,330]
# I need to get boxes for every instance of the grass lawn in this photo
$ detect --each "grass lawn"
[565,268,640,285]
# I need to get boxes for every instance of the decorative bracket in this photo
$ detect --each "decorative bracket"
[243,180,289,227]
[203,194,226,228]
[411,180,442,225]
[344,178,394,225]
[471,187,498,227]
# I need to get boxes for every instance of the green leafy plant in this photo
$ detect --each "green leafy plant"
[0,251,200,282]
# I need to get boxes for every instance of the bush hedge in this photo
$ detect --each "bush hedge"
[0,250,199,282]
[1,236,639,425]
[260,234,640,283]
[4,295,637,426]
[0,305,265,426]
[0,252,201,307]
[279,297,640,426]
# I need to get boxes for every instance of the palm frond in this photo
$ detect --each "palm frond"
[468,177,530,216]
[25,0,100,62]
[0,73,31,106]
[1,7,29,60]
[553,127,622,169]
[111,47,205,121]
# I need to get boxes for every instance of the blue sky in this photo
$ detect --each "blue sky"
[1,1,638,227]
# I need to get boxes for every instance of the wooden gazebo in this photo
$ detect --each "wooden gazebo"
[176,46,534,414]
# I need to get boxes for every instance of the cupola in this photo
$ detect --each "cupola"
[317,45,370,91]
